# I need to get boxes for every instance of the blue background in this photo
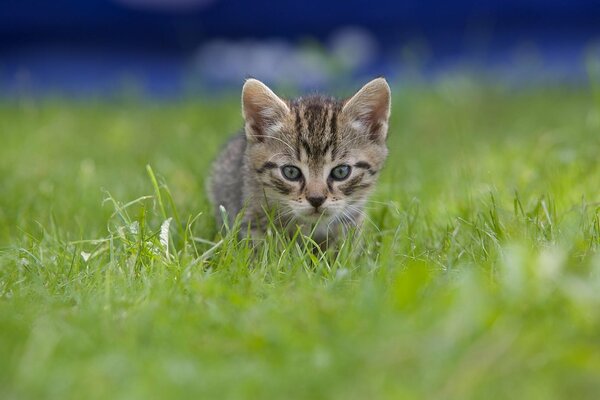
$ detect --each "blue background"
[2,0,600,96]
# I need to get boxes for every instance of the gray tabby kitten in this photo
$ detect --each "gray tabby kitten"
[208,78,391,248]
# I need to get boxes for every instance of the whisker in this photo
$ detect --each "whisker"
[347,204,380,233]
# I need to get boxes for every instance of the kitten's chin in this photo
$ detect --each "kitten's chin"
[293,208,334,224]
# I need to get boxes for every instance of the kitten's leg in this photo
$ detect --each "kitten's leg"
[235,218,265,269]
[238,218,265,246]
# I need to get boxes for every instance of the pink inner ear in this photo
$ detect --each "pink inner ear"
[343,79,391,142]
[371,98,389,123]
[244,101,267,140]
[244,103,284,142]
[367,120,384,142]
[350,98,389,142]
[242,80,289,141]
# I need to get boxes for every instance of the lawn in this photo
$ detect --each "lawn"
[1,81,600,399]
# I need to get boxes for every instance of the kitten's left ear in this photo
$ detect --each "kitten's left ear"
[341,78,391,143]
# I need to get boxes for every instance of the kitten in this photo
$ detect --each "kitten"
[208,78,391,248]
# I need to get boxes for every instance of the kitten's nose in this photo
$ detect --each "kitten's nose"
[307,196,326,209]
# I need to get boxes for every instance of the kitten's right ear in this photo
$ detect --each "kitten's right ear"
[242,79,289,142]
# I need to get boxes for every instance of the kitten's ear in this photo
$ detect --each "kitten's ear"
[242,79,289,142]
[341,78,391,143]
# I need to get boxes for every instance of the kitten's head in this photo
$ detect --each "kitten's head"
[242,78,391,224]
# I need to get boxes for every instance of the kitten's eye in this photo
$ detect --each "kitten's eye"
[331,165,351,181]
[281,165,302,181]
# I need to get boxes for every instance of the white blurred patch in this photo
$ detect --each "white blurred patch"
[328,27,378,70]
[79,158,96,182]
[193,27,378,87]
[160,218,172,258]
[195,39,329,87]
[129,221,139,235]
[80,251,91,262]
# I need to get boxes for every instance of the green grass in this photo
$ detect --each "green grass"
[2,81,600,399]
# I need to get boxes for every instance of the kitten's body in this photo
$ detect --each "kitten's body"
[208,79,391,247]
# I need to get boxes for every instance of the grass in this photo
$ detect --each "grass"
[2,80,600,399]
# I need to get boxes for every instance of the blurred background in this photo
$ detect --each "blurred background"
[2,0,600,97]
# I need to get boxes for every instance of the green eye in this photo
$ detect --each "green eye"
[331,165,351,181]
[281,165,302,181]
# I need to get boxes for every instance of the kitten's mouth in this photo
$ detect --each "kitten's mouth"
[298,208,331,222]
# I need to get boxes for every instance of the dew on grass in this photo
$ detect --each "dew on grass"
[160,217,172,258]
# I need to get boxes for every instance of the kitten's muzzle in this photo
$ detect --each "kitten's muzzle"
[307,196,326,209]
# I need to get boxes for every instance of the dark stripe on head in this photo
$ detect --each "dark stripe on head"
[340,174,371,196]
[304,104,320,135]
[294,107,303,160]
[330,108,339,159]
[300,138,312,158]
[256,161,277,174]
[294,106,303,133]
[354,161,371,169]
[321,139,332,157]
[318,107,328,134]
[329,107,337,137]
[354,161,377,175]
[317,107,335,157]
[268,178,292,195]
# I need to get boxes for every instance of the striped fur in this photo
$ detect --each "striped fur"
[208,78,391,247]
